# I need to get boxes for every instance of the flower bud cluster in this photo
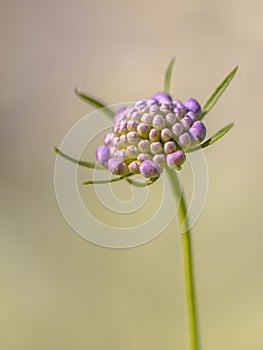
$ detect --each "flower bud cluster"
[96,92,206,178]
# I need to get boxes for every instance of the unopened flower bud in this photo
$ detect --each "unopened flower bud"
[114,106,127,124]
[137,123,150,138]
[141,113,153,126]
[128,161,140,174]
[104,133,114,147]
[189,121,206,144]
[150,141,163,154]
[172,123,184,138]
[184,98,201,118]
[149,105,160,115]
[161,128,172,142]
[138,140,150,153]
[153,154,166,167]
[135,100,146,109]
[127,131,139,144]
[96,145,110,166]
[127,120,138,131]
[147,98,157,106]
[181,116,193,131]
[164,141,177,154]
[108,158,129,175]
[152,114,166,130]
[153,92,172,104]
[126,145,139,158]
[139,160,162,178]
[131,111,141,122]
[178,132,192,150]
[166,150,186,168]
[149,128,160,142]
[137,153,152,162]
[165,113,177,127]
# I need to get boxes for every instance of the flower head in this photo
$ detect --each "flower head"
[96,93,206,178]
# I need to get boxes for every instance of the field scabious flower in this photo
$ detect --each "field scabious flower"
[96,93,206,178]
[54,59,238,350]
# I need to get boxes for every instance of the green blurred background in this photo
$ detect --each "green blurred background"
[1,0,263,349]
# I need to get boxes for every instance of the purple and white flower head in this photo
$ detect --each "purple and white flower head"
[96,92,207,177]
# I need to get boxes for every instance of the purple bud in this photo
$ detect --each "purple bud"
[113,137,123,150]
[112,136,120,147]
[153,154,166,167]
[119,134,128,148]
[189,121,206,144]
[149,105,160,115]
[104,133,114,147]
[147,98,158,106]
[152,114,166,130]
[116,150,126,161]
[114,106,127,124]
[138,140,150,153]
[113,125,121,136]
[119,121,128,134]
[140,160,162,178]
[150,141,163,155]
[164,141,177,154]
[184,98,201,118]
[108,158,129,175]
[137,153,152,162]
[161,128,172,142]
[131,111,141,122]
[127,131,139,144]
[126,145,139,158]
[181,116,193,131]
[127,120,138,132]
[178,132,192,150]
[141,113,153,126]
[166,150,186,168]
[186,111,199,121]
[149,128,160,142]
[128,161,140,174]
[153,92,173,104]
[160,103,172,115]
[135,100,146,109]
[172,123,184,138]
[165,113,177,126]
[96,145,110,166]
[141,106,150,114]
[173,100,187,115]
[137,123,150,138]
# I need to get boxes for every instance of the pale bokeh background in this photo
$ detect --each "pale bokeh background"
[1,0,263,349]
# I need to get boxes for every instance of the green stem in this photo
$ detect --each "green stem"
[166,168,200,350]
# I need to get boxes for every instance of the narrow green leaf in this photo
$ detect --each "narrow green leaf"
[201,66,238,119]
[75,87,115,120]
[54,146,104,169]
[187,123,234,152]
[164,57,176,95]
[83,173,133,185]
[126,176,160,187]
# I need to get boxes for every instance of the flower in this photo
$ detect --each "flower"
[96,93,206,178]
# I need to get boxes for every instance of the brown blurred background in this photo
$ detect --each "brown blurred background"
[1,0,263,349]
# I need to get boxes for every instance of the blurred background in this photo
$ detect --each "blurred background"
[1,0,263,349]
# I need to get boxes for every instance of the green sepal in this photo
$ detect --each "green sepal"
[201,66,238,119]
[164,57,176,95]
[75,87,115,120]
[54,146,104,169]
[187,123,234,152]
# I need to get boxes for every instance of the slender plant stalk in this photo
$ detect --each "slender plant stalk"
[166,168,200,350]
